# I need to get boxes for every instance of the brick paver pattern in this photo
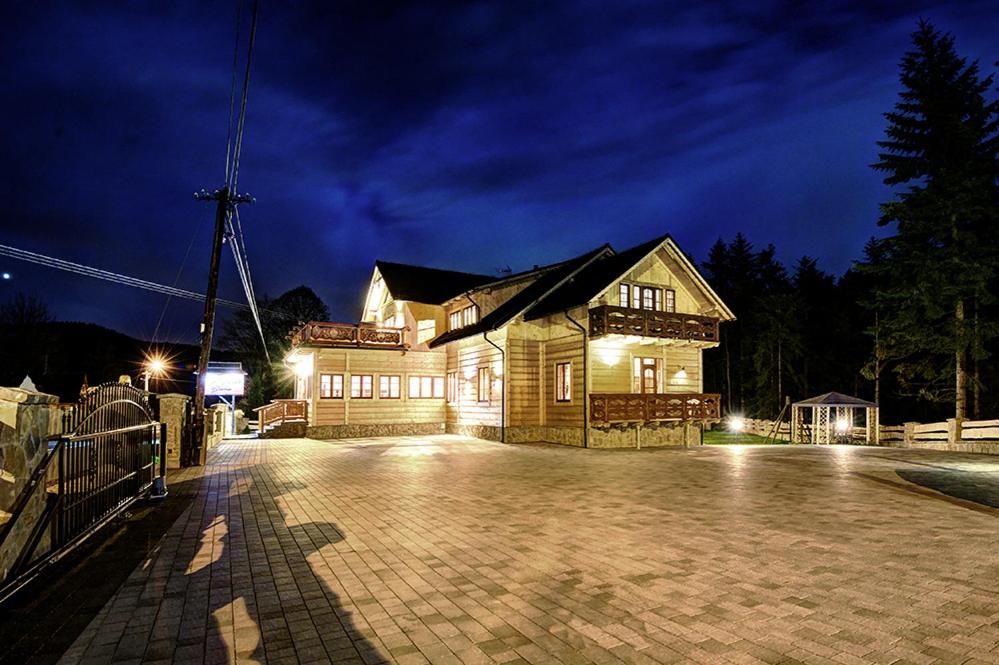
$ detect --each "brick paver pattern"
[59,436,999,665]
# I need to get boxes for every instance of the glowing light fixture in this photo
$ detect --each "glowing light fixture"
[835,418,850,434]
[728,416,745,432]
[1,272,10,280]
[675,366,687,380]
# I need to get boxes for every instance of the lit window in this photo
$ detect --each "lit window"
[632,286,641,309]
[446,372,457,403]
[632,358,661,394]
[619,284,629,307]
[463,305,478,326]
[350,374,373,399]
[320,374,343,399]
[665,289,675,313]
[555,362,571,402]
[477,367,490,403]
[379,375,400,399]
[449,311,461,331]
[409,375,444,398]
[653,288,662,311]
[417,320,436,344]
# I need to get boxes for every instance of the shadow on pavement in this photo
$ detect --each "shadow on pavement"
[0,474,202,664]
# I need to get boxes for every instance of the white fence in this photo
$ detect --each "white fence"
[731,416,999,454]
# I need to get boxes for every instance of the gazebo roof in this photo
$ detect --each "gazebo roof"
[792,391,877,408]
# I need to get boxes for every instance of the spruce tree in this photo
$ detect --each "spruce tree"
[872,20,999,418]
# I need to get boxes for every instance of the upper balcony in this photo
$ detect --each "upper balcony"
[588,305,719,343]
[289,321,406,350]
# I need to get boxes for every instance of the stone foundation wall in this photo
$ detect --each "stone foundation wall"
[262,422,308,439]
[308,422,445,440]
[155,393,189,470]
[445,423,502,442]
[588,421,702,448]
[505,426,584,446]
[1,386,60,583]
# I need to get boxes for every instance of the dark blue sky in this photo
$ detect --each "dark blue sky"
[1,1,996,342]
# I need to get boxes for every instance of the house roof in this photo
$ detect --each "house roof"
[792,392,877,408]
[374,260,496,305]
[523,234,669,320]
[429,245,611,348]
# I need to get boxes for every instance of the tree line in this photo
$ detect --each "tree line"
[703,21,999,424]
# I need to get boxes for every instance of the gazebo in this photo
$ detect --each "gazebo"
[791,392,879,445]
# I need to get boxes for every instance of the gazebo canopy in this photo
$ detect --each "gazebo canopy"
[792,391,877,408]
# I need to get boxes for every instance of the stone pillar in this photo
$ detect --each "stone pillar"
[946,418,963,445]
[155,393,190,470]
[0,386,60,583]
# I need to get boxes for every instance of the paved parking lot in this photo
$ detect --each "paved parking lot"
[59,436,999,664]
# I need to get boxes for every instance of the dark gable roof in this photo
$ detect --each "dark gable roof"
[429,245,611,348]
[523,234,669,320]
[375,261,496,305]
[793,391,878,407]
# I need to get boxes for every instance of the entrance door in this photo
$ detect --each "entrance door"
[640,358,658,394]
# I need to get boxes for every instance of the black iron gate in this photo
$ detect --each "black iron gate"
[0,382,166,603]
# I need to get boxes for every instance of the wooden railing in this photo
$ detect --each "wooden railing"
[289,321,406,349]
[255,399,309,433]
[590,393,721,424]
[588,305,719,342]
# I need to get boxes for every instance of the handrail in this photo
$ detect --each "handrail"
[588,305,720,342]
[290,321,406,349]
[589,392,722,424]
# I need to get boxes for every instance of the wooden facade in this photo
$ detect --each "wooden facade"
[280,235,735,447]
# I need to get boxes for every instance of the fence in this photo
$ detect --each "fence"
[723,415,999,454]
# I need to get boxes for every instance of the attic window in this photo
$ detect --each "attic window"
[619,283,675,313]
[449,305,479,331]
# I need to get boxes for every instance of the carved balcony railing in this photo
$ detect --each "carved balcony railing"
[289,321,406,350]
[590,393,721,424]
[254,399,309,433]
[588,305,719,343]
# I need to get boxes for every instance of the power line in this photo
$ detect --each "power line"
[0,243,250,310]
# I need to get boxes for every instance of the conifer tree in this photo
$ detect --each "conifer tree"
[872,21,999,418]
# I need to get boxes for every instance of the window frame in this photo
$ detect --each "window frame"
[350,374,373,399]
[664,288,676,313]
[319,373,344,399]
[379,374,401,399]
[409,375,445,399]
[555,362,572,403]
[477,367,490,403]
[446,372,458,403]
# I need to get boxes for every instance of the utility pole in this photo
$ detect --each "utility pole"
[191,186,252,465]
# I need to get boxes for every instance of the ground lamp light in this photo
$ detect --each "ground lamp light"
[728,416,745,433]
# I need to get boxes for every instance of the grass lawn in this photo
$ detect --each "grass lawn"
[702,430,786,445]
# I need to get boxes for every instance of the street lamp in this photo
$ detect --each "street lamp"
[143,355,167,392]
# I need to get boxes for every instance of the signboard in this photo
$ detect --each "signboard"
[204,363,246,396]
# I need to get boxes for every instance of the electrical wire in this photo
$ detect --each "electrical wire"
[0,243,249,310]
[152,221,202,343]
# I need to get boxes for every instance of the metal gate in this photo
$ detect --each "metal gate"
[0,382,166,603]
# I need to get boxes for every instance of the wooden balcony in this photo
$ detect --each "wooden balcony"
[590,392,721,424]
[289,321,406,350]
[254,399,309,433]
[588,305,719,343]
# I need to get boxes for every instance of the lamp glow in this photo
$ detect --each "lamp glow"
[729,416,745,432]
[835,418,850,434]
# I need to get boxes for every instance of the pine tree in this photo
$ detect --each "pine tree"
[872,20,999,418]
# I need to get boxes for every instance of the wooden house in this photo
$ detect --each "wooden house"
[278,234,735,447]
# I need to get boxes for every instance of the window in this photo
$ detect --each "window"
[449,305,480,331]
[350,374,373,399]
[319,374,343,399]
[379,375,401,399]
[409,375,445,398]
[447,372,458,403]
[417,320,436,344]
[477,367,490,403]
[555,362,572,402]
[620,282,668,312]
[632,357,661,394]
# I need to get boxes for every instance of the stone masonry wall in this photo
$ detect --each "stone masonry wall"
[307,422,445,440]
[0,386,60,583]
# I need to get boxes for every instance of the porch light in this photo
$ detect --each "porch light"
[674,367,687,380]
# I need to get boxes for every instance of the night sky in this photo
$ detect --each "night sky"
[1,1,996,343]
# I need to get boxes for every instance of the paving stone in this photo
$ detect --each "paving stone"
[55,437,999,664]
